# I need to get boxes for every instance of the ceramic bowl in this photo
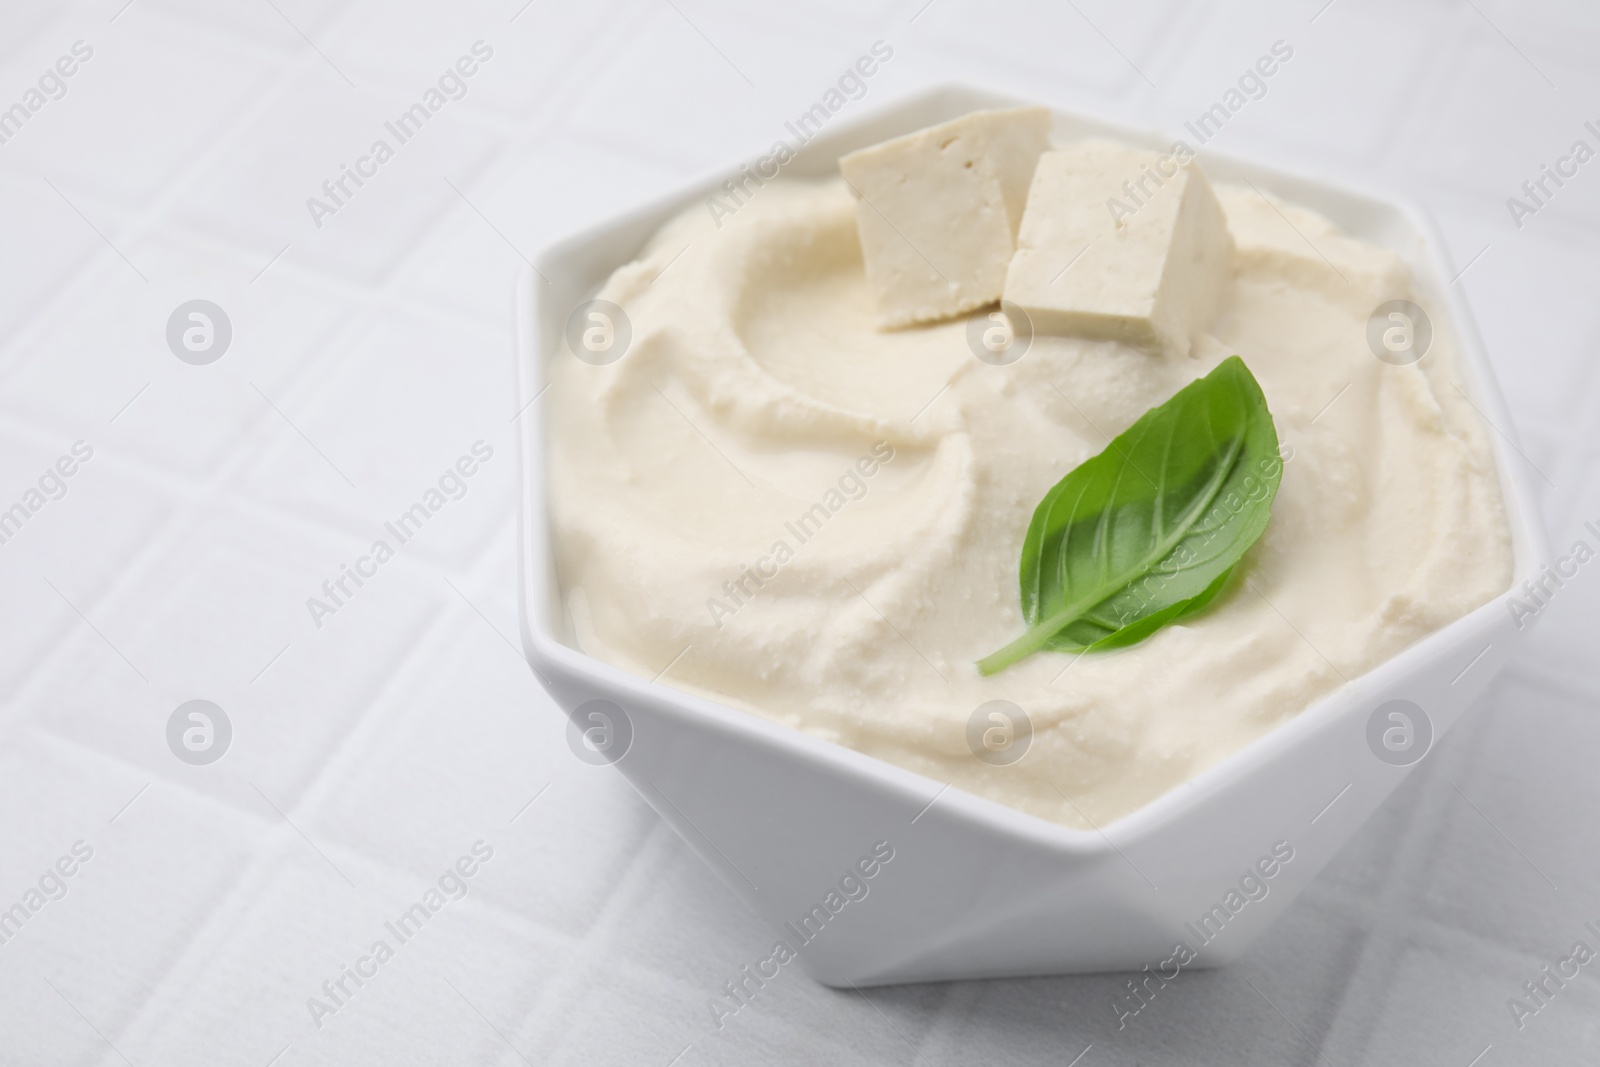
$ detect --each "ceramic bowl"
[513,83,1549,986]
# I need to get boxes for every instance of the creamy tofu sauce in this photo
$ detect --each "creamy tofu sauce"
[546,165,1511,829]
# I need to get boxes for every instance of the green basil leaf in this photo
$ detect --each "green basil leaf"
[977,356,1281,675]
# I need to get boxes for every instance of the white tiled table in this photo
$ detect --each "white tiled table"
[2,1,1597,1063]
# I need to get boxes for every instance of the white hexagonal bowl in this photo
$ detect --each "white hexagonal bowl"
[513,83,1549,987]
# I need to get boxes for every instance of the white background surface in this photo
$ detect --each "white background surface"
[1,0,1598,1064]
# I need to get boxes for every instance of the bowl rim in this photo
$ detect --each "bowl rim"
[513,79,1552,854]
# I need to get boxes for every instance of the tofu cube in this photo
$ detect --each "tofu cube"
[1003,141,1234,356]
[840,107,1052,329]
